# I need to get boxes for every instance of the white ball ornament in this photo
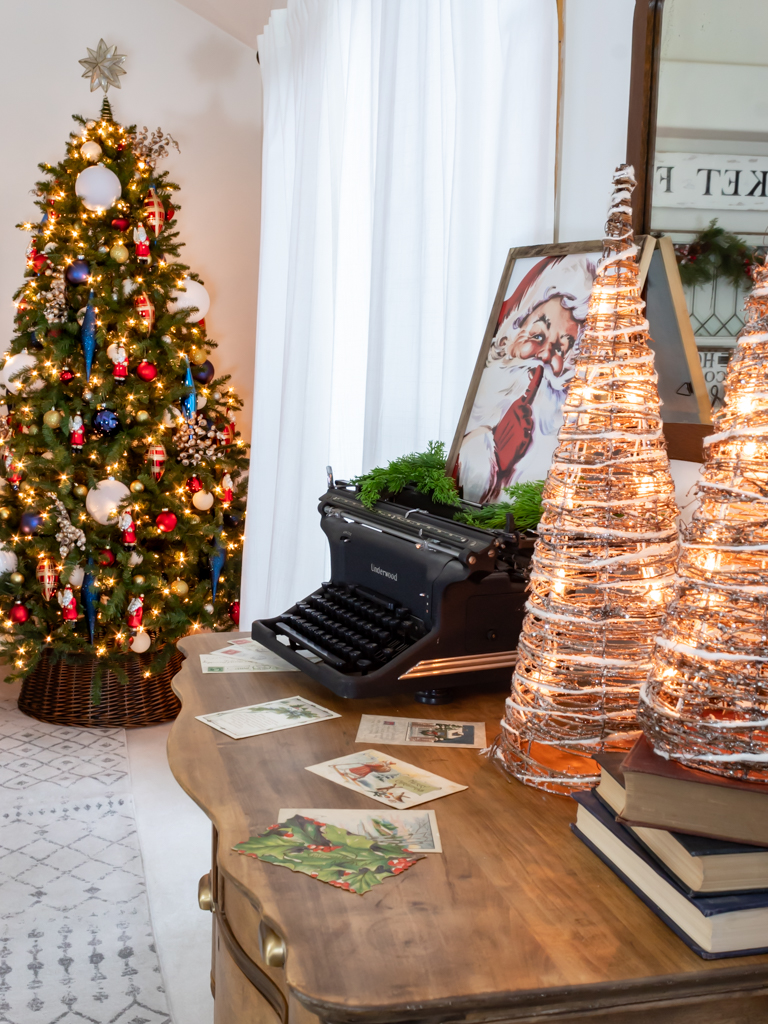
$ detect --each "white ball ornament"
[85,477,130,525]
[75,164,122,212]
[0,545,18,575]
[68,566,85,587]
[192,490,214,511]
[130,630,151,653]
[129,551,144,567]
[204,602,214,614]
[196,394,207,411]
[168,277,210,322]
[80,141,103,162]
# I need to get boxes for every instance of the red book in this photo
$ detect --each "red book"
[619,737,768,848]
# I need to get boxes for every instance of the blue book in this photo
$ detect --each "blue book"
[594,752,768,895]
[571,790,768,959]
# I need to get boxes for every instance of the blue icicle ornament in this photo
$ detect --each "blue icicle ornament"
[81,290,97,381]
[82,559,98,644]
[209,536,226,602]
[182,357,197,421]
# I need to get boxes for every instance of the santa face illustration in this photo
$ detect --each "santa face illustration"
[457,254,598,505]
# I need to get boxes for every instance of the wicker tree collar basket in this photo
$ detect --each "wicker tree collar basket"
[19,645,183,729]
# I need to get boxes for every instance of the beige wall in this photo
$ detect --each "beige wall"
[0,0,263,442]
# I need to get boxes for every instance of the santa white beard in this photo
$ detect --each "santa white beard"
[458,358,572,504]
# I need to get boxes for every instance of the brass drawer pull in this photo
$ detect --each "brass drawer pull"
[198,872,213,912]
[259,921,287,968]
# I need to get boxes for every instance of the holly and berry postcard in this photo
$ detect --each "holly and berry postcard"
[233,813,424,895]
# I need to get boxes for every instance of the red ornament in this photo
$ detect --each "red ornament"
[134,292,155,333]
[9,600,30,624]
[32,253,49,274]
[98,549,116,566]
[136,360,157,381]
[147,444,167,481]
[36,559,59,601]
[229,601,240,626]
[197,318,206,332]
[156,509,177,533]
[59,367,74,383]
[111,217,129,231]
[186,475,203,493]
[143,188,165,237]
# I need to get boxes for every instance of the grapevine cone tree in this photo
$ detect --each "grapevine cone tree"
[641,259,768,782]
[494,165,680,794]
[0,100,248,689]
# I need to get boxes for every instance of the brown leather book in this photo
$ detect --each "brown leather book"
[619,737,768,848]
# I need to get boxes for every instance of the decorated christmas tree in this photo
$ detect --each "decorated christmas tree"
[494,165,680,794]
[0,42,248,693]
[641,259,768,782]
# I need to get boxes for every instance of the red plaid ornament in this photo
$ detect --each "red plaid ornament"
[143,188,165,237]
[134,292,155,333]
[147,443,167,481]
[36,558,59,601]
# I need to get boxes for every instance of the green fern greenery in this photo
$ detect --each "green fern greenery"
[455,479,545,531]
[353,441,462,510]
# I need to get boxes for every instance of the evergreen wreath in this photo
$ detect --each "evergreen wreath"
[675,219,755,290]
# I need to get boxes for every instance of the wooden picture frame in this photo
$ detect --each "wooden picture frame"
[445,238,653,501]
[446,234,710,502]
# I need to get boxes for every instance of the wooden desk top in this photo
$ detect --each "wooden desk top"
[168,633,768,1022]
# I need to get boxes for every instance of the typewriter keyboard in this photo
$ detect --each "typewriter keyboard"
[275,582,425,674]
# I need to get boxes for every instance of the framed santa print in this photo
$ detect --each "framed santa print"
[446,237,656,504]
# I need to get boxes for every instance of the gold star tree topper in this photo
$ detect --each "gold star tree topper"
[79,39,127,93]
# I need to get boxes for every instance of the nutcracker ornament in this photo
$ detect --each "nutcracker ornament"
[221,472,233,503]
[127,593,144,630]
[108,341,129,382]
[36,558,59,601]
[118,507,137,549]
[147,443,166,481]
[143,188,165,236]
[58,584,78,622]
[222,407,236,445]
[133,221,151,263]
[134,291,155,333]
[69,414,86,451]
[4,455,22,491]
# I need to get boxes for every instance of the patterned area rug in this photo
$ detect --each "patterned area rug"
[0,699,129,797]
[0,695,171,1023]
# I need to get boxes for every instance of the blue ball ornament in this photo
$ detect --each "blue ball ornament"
[20,510,42,536]
[65,259,90,285]
[93,408,121,435]
[192,360,215,385]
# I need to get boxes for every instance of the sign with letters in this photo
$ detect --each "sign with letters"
[653,153,768,211]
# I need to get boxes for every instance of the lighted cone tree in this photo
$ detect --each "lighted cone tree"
[493,165,680,794]
[0,88,248,694]
[640,259,768,782]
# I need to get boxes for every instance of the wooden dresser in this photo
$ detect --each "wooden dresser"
[168,633,768,1023]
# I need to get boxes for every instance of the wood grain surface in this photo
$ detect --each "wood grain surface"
[168,634,768,1022]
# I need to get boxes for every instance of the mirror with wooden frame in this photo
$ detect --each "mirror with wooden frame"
[628,0,767,439]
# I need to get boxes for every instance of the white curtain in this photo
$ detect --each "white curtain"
[241,0,559,623]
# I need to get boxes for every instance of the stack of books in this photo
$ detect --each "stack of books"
[572,737,768,958]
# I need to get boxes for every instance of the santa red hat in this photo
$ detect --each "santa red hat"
[497,254,598,332]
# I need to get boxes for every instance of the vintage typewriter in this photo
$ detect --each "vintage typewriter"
[252,476,532,702]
